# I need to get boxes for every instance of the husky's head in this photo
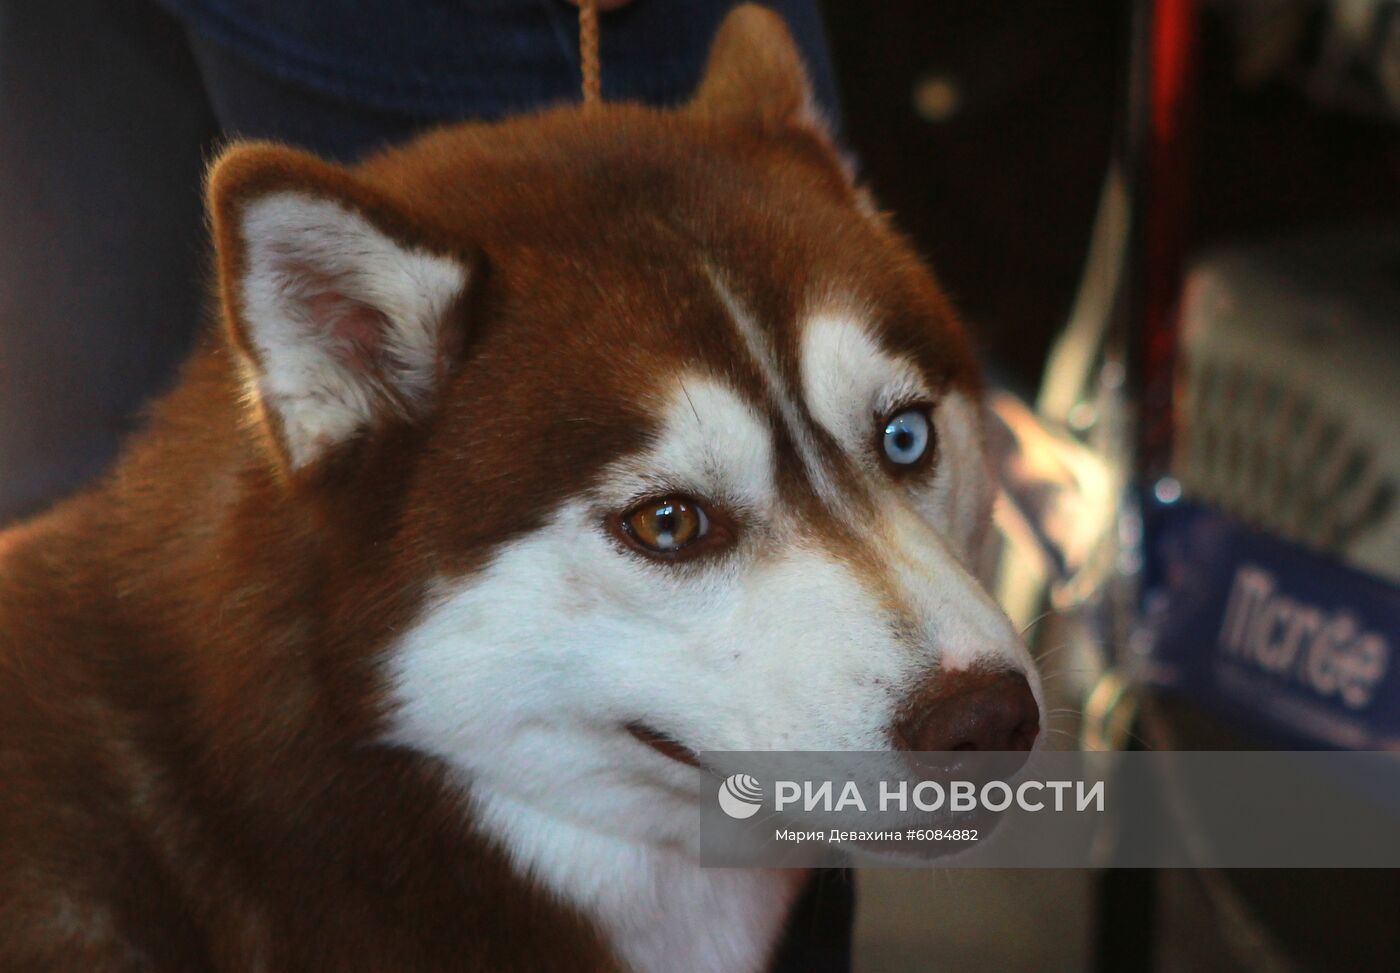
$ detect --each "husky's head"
[207,6,1039,846]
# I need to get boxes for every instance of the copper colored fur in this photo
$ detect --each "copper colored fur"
[0,7,980,970]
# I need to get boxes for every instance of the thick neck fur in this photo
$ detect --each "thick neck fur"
[0,342,638,971]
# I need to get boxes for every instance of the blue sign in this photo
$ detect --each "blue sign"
[1143,499,1400,749]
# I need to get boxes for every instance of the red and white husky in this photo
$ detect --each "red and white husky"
[0,7,1040,971]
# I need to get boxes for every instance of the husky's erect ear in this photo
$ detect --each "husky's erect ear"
[691,4,825,133]
[208,144,469,472]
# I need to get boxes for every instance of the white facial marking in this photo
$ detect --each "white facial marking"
[600,377,775,518]
[707,273,846,509]
[383,373,919,971]
[800,312,929,458]
[798,313,997,558]
[929,389,999,555]
[236,191,466,468]
[381,317,1037,973]
[797,311,1029,671]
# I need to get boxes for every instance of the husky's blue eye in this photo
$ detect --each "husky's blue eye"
[882,408,932,467]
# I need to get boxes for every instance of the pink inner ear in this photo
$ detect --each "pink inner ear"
[305,290,390,371]
[276,250,391,373]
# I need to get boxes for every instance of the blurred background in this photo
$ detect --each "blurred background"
[825,1,1400,970]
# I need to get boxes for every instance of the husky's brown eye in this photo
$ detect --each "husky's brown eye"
[622,497,708,554]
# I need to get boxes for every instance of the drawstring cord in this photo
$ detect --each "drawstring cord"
[578,0,602,108]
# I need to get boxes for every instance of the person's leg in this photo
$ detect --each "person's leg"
[769,868,857,973]
[0,0,219,522]
[183,34,430,164]
[175,0,840,164]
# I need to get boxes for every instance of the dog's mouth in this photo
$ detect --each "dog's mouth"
[626,721,703,769]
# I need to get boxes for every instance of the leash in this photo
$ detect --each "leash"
[577,0,602,108]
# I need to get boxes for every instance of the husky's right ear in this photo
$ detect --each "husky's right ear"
[208,144,470,473]
[690,4,829,136]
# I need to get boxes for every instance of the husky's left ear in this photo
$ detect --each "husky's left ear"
[208,144,469,473]
[690,4,831,138]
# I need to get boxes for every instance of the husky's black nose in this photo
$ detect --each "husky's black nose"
[894,669,1039,754]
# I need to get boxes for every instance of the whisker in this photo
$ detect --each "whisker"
[1019,609,1056,639]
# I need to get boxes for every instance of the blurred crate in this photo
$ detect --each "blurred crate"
[1173,229,1400,583]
